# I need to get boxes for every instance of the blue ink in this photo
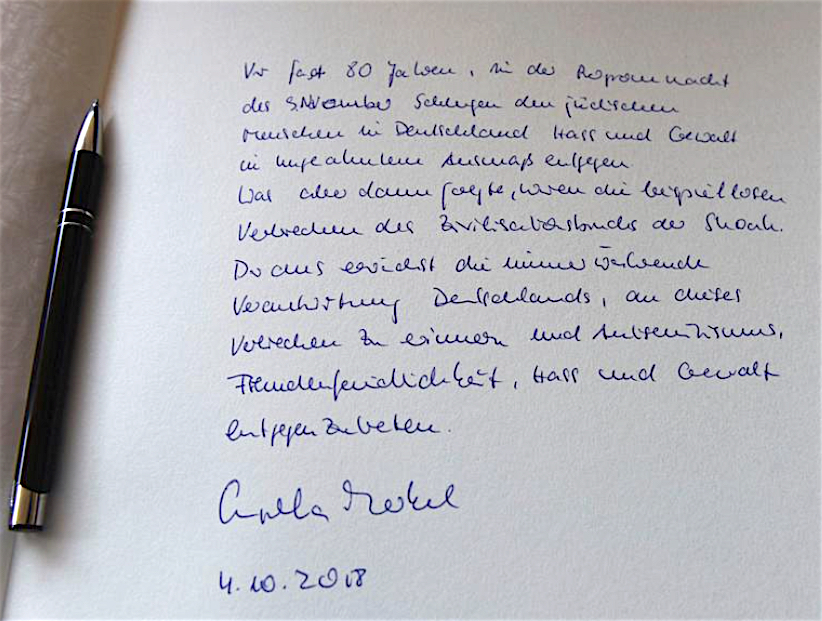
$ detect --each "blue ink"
[288,59,326,85]
[594,182,631,197]
[526,62,556,76]
[238,221,362,241]
[248,364,491,400]
[605,128,651,142]
[687,323,780,340]
[439,213,637,234]
[592,322,780,341]
[242,126,344,142]
[323,413,440,437]
[324,149,423,168]
[274,154,321,173]
[576,64,659,88]
[669,125,736,144]
[625,290,659,304]
[433,286,590,307]
[250,573,277,593]
[276,150,423,170]
[593,249,708,271]
[331,362,501,401]
[395,120,529,139]
[386,60,408,87]
[705,212,782,233]
[592,324,689,341]
[242,97,270,114]
[294,567,366,591]
[359,123,381,137]
[233,292,400,324]
[285,93,391,112]
[454,254,491,272]
[400,327,508,347]
[543,151,629,175]
[665,72,729,88]
[219,570,235,595]
[227,372,331,396]
[441,151,533,172]
[244,61,269,79]
[387,60,457,88]
[677,360,778,382]
[240,258,323,280]
[375,218,415,235]
[358,181,431,199]
[674,287,741,303]
[553,125,597,141]
[414,93,500,117]
[598,365,656,382]
[414,61,456,78]
[531,325,581,342]
[514,94,555,109]
[512,181,585,199]
[227,363,501,401]
[238,186,272,205]
[340,256,434,275]
[269,260,325,278]
[564,95,678,120]
[239,156,259,171]
[359,327,386,347]
[231,332,340,356]
[218,479,329,525]
[503,250,585,271]
[299,184,347,200]
[440,180,504,210]
[346,60,373,79]
[643,180,786,207]
[533,365,579,384]
[341,479,458,515]
[234,259,262,280]
[225,418,317,448]
[294,567,367,591]
[653,218,686,231]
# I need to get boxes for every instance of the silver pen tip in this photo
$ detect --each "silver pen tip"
[9,484,47,530]
[75,100,102,157]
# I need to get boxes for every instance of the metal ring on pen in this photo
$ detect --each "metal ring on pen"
[58,221,93,234]
[61,207,95,220]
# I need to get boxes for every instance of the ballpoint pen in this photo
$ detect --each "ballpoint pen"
[9,101,104,530]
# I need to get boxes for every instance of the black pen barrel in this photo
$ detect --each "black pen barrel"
[14,150,102,495]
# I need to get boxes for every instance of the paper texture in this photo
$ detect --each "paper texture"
[3,2,820,618]
[0,1,123,614]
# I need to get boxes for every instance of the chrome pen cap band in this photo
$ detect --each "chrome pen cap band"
[9,484,47,530]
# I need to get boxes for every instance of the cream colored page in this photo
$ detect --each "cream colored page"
[5,2,820,618]
[0,1,122,614]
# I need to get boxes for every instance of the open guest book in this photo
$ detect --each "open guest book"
[1,1,819,618]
